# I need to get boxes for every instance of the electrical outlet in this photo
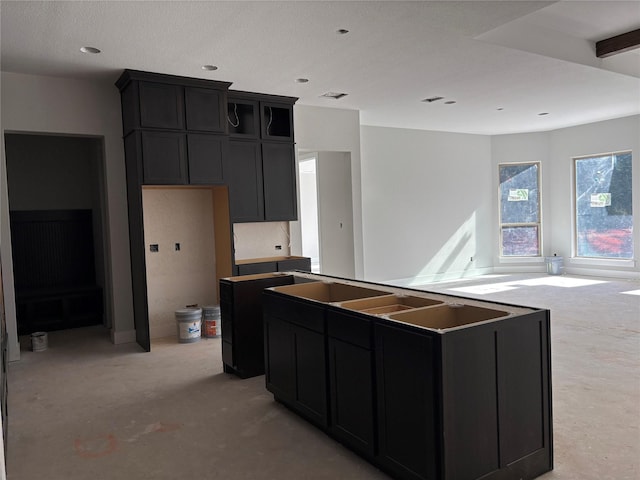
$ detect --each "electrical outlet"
[275,245,282,250]
[175,243,181,251]
[150,244,159,252]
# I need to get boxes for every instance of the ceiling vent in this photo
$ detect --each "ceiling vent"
[421,96,444,103]
[320,92,348,99]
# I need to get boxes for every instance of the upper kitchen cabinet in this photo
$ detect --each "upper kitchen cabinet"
[227,94,260,139]
[116,70,232,136]
[228,91,296,142]
[261,101,294,141]
[185,87,227,133]
[262,142,297,221]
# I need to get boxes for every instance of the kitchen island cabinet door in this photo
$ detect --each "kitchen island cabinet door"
[264,292,328,427]
[328,337,375,457]
[264,314,294,402]
[374,322,438,480]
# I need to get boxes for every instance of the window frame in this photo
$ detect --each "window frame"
[498,161,543,258]
[572,150,633,260]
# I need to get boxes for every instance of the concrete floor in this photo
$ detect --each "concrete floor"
[6,273,640,479]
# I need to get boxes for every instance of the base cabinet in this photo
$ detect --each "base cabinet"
[220,274,294,379]
[263,293,328,427]
[262,276,553,480]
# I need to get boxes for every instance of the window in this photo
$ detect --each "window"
[574,151,633,259]
[499,162,541,256]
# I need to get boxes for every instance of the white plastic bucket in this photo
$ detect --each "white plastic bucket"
[175,308,202,343]
[31,332,48,352]
[202,305,221,338]
[545,256,563,275]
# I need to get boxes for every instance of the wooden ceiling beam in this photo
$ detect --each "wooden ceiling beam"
[596,28,640,58]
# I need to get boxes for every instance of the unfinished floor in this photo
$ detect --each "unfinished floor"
[6,273,640,480]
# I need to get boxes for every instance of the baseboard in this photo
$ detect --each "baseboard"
[110,329,136,345]
[385,267,494,288]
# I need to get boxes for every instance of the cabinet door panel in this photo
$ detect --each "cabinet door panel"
[329,338,375,457]
[185,87,226,133]
[187,134,226,184]
[497,313,547,464]
[262,142,297,221]
[264,315,294,402]
[441,327,499,480]
[141,131,187,185]
[293,325,328,426]
[375,323,437,480]
[226,141,264,222]
[139,82,184,130]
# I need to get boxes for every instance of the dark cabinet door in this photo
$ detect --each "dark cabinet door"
[262,142,297,221]
[139,82,184,130]
[226,140,264,222]
[141,131,188,185]
[264,314,295,402]
[185,87,226,133]
[292,325,328,427]
[328,337,375,457]
[187,134,226,184]
[375,323,438,480]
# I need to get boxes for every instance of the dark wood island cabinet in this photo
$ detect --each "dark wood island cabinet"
[262,274,553,480]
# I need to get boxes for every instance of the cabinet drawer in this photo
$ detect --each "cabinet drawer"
[263,292,325,333]
[327,309,372,349]
[237,262,277,275]
[277,258,311,272]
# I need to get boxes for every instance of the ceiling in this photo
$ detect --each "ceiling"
[1,0,639,135]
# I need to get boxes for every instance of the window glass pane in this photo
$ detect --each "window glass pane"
[499,163,540,224]
[501,226,539,256]
[499,163,541,256]
[575,152,633,259]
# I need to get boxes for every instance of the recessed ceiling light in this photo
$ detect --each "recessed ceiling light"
[444,100,457,105]
[320,92,348,99]
[421,96,444,103]
[80,46,100,54]
[538,112,549,116]
[201,65,218,71]
[295,78,309,83]
[336,29,349,35]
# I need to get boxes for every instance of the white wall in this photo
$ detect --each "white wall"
[1,72,135,359]
[316,151,355,278]
[293,105,364,278]
[360,126,493,285]
[492,115,639,278]
[233,221,290,260]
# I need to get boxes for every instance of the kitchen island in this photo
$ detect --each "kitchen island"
[262,273,553,480]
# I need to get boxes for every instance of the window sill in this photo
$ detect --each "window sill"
[568,257,636,268]
[499,256,544,264]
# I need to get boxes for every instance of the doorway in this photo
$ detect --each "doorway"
[297,151,355,278]
[4,133,109,339]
